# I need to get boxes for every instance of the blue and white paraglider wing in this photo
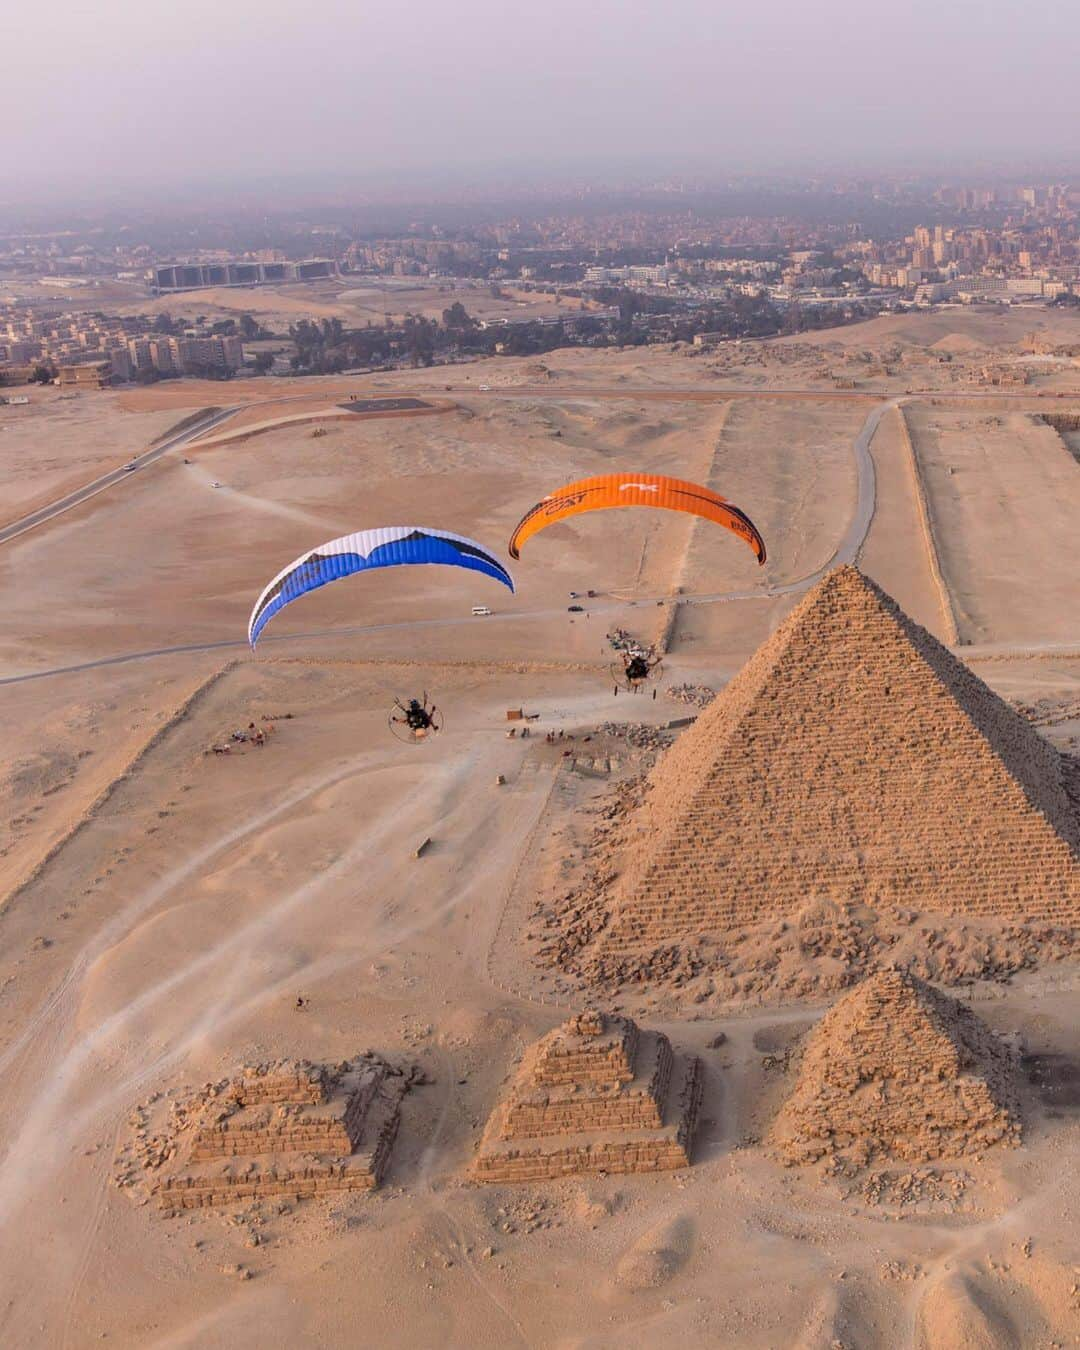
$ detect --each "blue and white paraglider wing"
[247,526,515,647]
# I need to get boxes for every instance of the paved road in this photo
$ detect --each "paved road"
[0,406,236,547]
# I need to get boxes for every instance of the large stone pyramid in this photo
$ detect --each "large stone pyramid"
[472,1011,702,1182]
[600,565,1079,952]
[769,969,1021,1165]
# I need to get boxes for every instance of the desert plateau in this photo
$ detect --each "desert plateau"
[1,309,1079,1349]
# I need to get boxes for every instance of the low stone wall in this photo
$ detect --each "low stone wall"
[472,1135,691,1183]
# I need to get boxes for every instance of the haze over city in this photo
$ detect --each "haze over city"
[7,0,1080,202]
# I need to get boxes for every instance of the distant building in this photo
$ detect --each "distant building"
[0,340,41,365]
[0,367,36,387]
[58,360,111,389]
[173,335,244,373]
[107,346,134,381]
[583,264,670,287]
[1005,278,1044,296]
[127,338,154,373]
[151,258,338,293]
[149,339,178,375]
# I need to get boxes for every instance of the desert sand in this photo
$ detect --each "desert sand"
[1,308,1079,1348]
[111,279,597,332]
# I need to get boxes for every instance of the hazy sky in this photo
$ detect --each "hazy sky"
[7,0,1080,201]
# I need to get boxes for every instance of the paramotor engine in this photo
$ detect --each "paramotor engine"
[389,694,443,744]
[611,646,664,697]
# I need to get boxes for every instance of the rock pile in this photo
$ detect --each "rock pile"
[147,1056,410,1210]
[472,1012,702,1183]
[596,721,673,752]
[554,566,1080,971]
[769,970,1021,1168]
[665,683,716,708]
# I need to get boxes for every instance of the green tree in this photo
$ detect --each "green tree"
[403,316,435,366]
[442,301,476,330]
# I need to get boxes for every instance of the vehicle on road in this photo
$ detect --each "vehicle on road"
[122,463,137,473]
[471,605,493,616]
[568,604,584,612]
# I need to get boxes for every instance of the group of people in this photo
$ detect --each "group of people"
[210,720,272,756]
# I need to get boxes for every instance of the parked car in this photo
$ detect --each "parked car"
[568,604,584,612]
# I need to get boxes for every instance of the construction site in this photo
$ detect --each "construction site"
[0,311,1079,1346]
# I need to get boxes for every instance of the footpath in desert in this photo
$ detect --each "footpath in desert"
[1,314,1080,1347]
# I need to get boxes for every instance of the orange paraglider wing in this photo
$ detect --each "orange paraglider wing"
[508,474,766,564]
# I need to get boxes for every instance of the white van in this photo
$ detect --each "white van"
[471,605,493,617]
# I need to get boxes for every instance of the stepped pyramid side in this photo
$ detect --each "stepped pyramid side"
[155,1057,407,1210]
[769,969,1021,1166]
[600,565,1079,949]
[472,1012,702,1183]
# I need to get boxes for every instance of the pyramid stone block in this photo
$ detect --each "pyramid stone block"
[472,1012,702,1183]
[769,969,1021,1166]
[594,565,1079,955]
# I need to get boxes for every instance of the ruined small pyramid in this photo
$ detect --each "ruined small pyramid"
[154,1056,407,1210]
[472,1011,702,1182]
[769,969,1021,1165]
[597,565,1079,953]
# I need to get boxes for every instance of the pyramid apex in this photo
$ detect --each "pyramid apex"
[797,561,890,608]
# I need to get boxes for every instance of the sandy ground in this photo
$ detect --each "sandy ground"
[0,388,186,526]
[113,280,597,331]
[902,405,1080,646]
[1,314,1079,1348]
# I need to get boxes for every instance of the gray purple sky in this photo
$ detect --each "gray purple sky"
[6,0,1080,200]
